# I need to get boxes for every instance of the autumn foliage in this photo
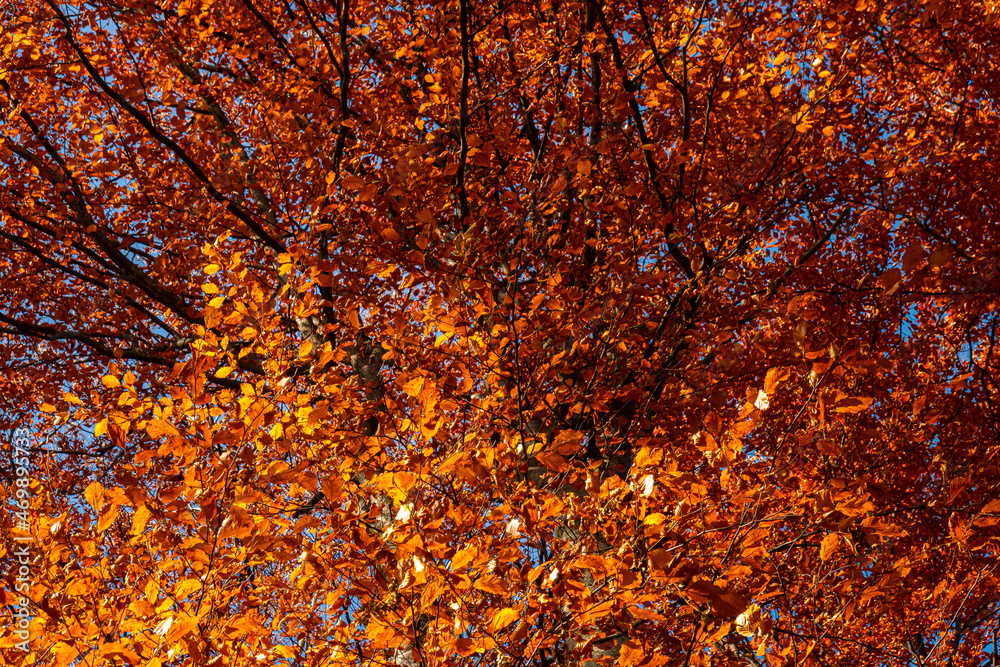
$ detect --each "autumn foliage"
[3,0,1000,664]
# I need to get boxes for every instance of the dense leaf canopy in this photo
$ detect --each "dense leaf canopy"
[2,0,1000,665]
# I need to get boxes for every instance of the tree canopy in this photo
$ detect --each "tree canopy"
[3,0,1000,665]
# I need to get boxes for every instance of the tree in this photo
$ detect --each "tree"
[2,0,1000,664]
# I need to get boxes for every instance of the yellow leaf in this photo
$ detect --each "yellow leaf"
[489,607,519,633]
[643,512,668,526]
[274,645,297,660]
[773,52,788,66]
[94,418,108,437]
[521,438,544,457]
[102,375,121,388]
[204,264,222,275]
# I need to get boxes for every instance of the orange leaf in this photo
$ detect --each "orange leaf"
[451,547,477,571]
[535,450,570,472]
[832,397,873,413]
[96,504,119,533]
[146,419,180,439]
[577,599,615,624]
[51,643,80,667]
[820,533,840,561]
[84,481,105,513]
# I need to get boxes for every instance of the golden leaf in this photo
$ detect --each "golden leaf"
[820,533,840,561]
[174,578,202,599]
[84,481,105,513]
[489,607,519,632]
[451,547,477,571]
[96,504,119,533]
[146,419,180,439]
[130,505,151,535]
[51,643,80,667]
